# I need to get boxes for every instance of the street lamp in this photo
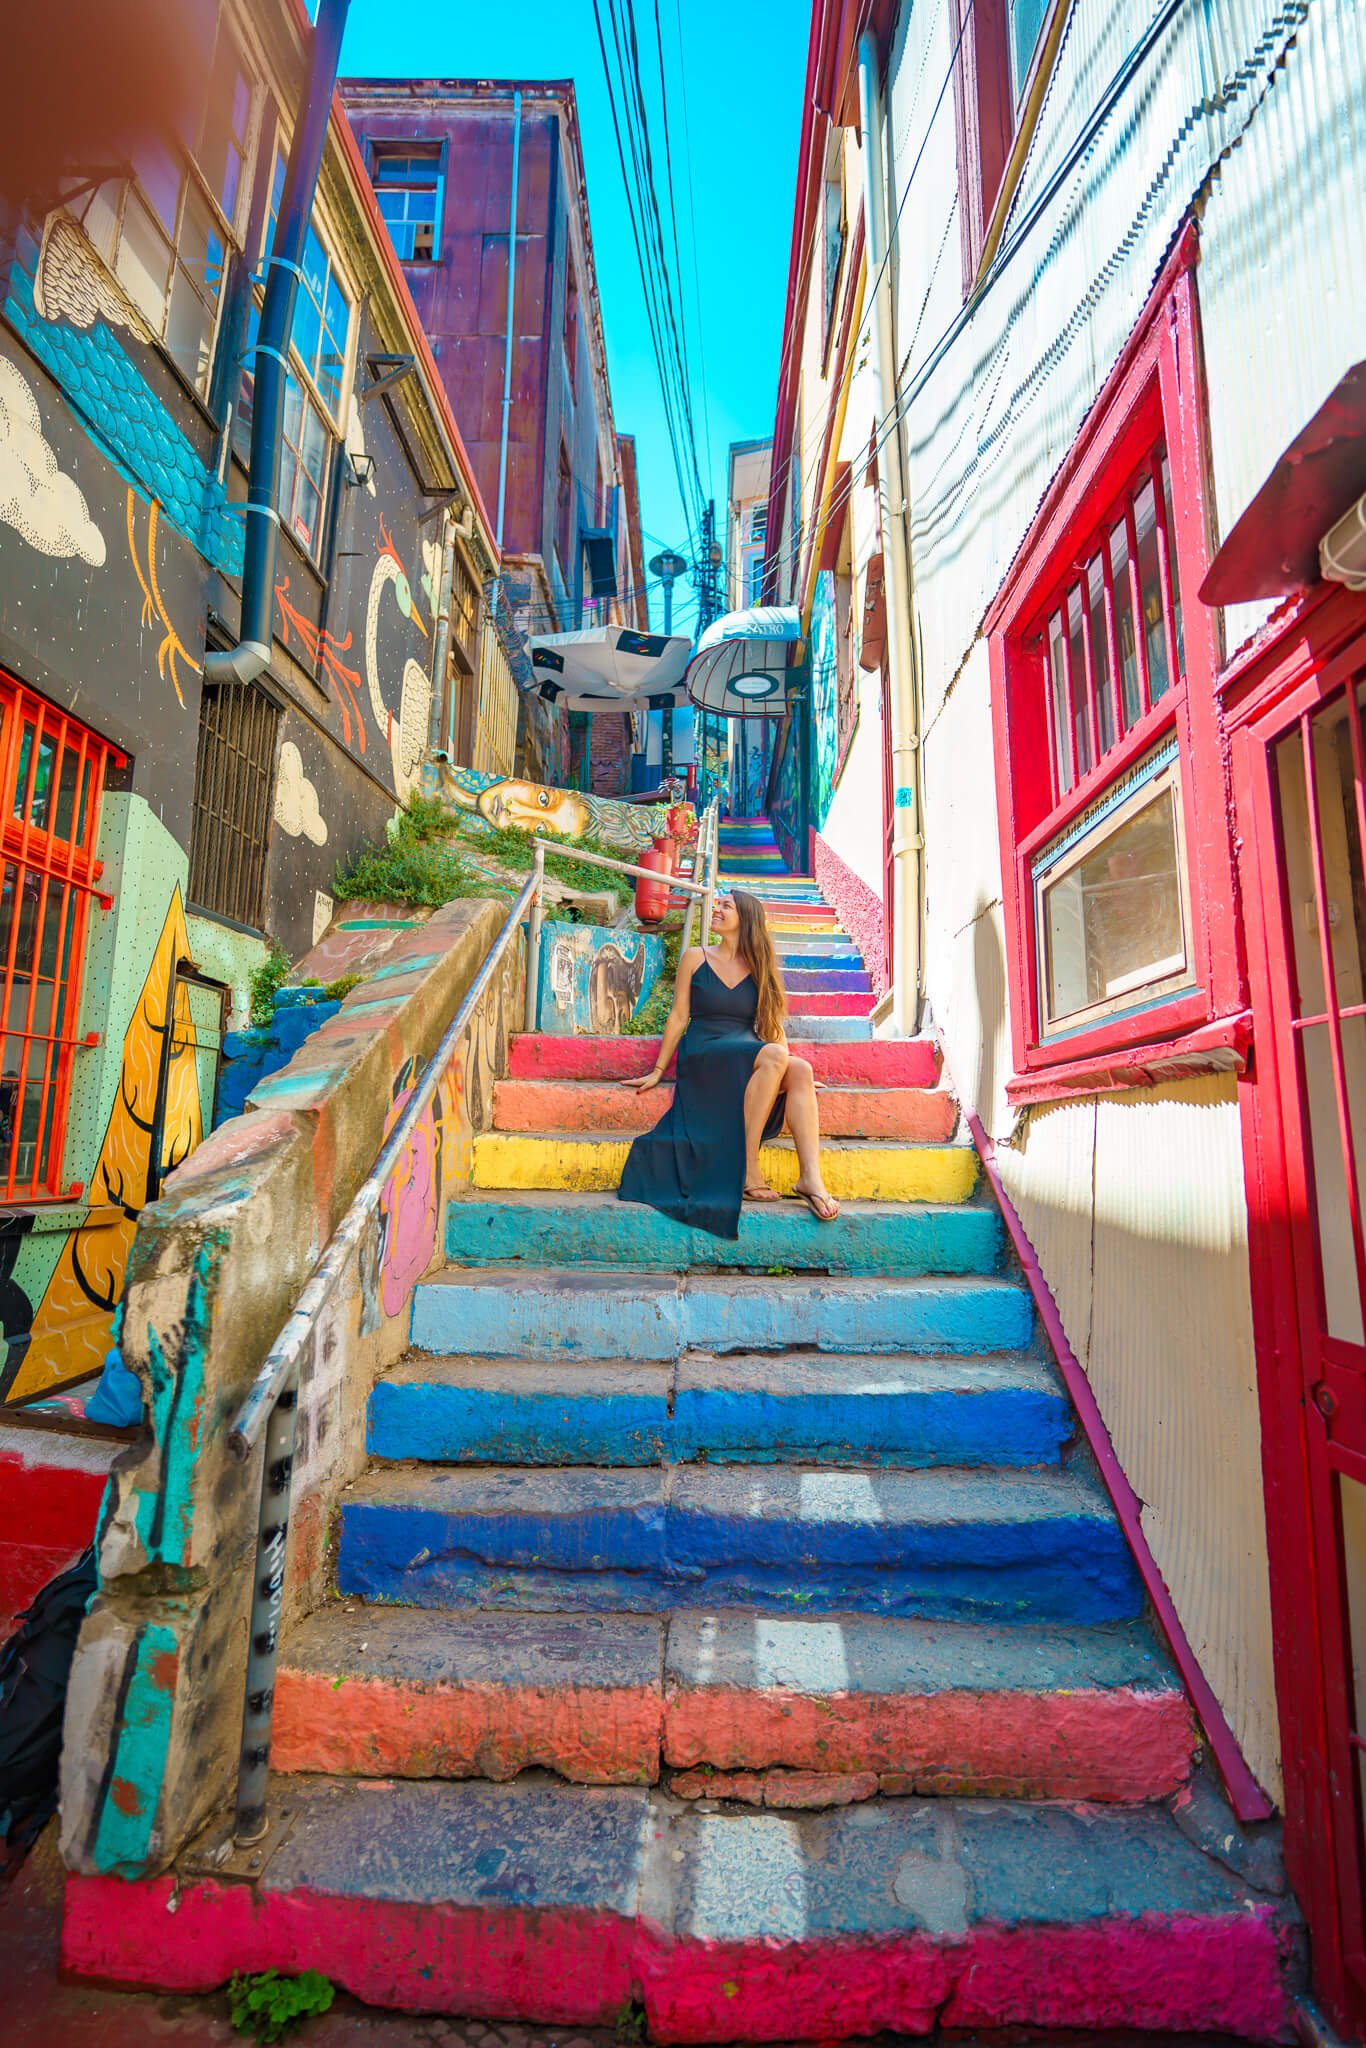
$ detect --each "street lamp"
[649,550,687,777]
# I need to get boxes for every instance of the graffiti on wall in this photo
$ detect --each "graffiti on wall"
[126,490,201,705]
[426,759,697,855]
[273,741,328,846]
[2,889,210,1404]
[536,922,663,1036]
[0,355,106,565]
[810,569,839,830]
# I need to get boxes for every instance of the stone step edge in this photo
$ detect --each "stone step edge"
[271,1623,1194,1804]
[60,1782,1293,2043]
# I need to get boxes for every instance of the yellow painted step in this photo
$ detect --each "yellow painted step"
[471,1132,979,1204]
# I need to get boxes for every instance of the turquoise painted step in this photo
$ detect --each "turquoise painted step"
[781,1016,873,1041]
[367,1352,1071,1469]
[336,1463,1142,1622]
[410,1269,1035,1361]
[444,1192,1003,1275]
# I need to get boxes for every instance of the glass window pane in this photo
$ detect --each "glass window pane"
[131,133,183,233]
[1040,776,1188,1031]
[1048,611,1073,794]
[299,398,328,488]
[1066,583,1092,780]
[53,748,80,840]
[166,268,215,391]
[292,474,321,552]
[1134,477,1171,704]
[1087,555,1116,754]
[279,439,301,530]
[1161,454,1185,678]
[1109,520,1142,727]
[301,225,329,310]
[292,285,323,389]
[1008,0,1049,98]
[282,371,303,449]
[115,191,174,331]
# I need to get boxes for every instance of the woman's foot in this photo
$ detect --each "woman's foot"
[744,1174,781,1202]
[793,1177,840,1221]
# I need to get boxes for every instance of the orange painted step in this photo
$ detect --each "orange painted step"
[493,1077,958,1143]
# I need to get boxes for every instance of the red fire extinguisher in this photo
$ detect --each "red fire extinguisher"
[635,836,672,924]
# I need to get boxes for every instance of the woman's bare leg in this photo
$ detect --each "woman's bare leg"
[743,1043,788,1198]
[783,1058,839,1220]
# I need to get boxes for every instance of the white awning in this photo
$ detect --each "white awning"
[684,605,803,718]
[527,625,693,712]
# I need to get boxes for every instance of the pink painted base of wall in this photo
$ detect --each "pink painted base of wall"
[61,1872,1292,2043]
[813,831,888,999]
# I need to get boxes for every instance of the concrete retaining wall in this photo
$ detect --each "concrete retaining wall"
[60,899,522,1879]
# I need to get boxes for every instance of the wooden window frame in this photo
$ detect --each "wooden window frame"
[0,675,118,1205]
[987,230,1242,1103]
[369,141,446,262]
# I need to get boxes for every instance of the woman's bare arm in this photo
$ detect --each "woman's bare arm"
[624,946,704,1091]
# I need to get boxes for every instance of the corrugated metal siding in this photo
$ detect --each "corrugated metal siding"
[996,1079,1282,1801]
[888,0,1362,706]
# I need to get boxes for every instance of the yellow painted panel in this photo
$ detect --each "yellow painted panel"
[472,1133,978,1204]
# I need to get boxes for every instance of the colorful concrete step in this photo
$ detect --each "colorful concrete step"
[336,1461,1140,1622]
[470,1131,974,1202]
[783,968,874,994]
[270,1604,1194,1802]
[444,1192,1000,1276]
[786,989,876,1016]
[366,1352,1069,1469]
[506,1033,936,1087]
[792,1014,874,1041]
[411,1269,1034,1360]
[490,1078,956,1141]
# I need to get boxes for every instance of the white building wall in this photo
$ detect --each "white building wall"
[880,0,1366,1803]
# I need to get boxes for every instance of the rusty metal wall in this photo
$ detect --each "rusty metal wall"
[996,1078,1282,1800]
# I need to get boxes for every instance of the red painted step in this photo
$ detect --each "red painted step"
[493,1077,958,1141]
[787,990,876,1017]
[508,1034,939,1088]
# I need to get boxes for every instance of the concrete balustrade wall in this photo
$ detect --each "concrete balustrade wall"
[60,898,523,1881]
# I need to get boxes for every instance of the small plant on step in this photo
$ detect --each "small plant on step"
[227,1969,334,2043]
[615,1998,650,2042]
[248,943,291,1027]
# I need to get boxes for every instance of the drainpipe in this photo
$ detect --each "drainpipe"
[858,30,922,1038]
[495,89,523,549]
[204,0,351,686]
[427,510,458,753]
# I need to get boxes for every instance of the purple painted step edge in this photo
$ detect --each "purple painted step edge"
[954,1078,1273,1825]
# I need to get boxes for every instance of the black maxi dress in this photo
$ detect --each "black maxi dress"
[617,957,786,1240]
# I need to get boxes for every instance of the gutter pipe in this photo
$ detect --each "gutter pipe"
[857,30,922,1037]
[428,511,457,753]
[495,88,523,549]
[205,0,351,686]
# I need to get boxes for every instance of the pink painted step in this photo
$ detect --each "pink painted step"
[493,1077,958,1142]
[788,990,876,1017]
[508,1035,939,1088]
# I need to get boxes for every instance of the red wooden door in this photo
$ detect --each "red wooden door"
[1241,645,1366,2020]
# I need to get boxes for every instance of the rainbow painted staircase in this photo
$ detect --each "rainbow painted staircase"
[69,825,1296,2037]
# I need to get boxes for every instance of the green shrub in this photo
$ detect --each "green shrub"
[248,943,291,1028]
[227,1969,334,2043]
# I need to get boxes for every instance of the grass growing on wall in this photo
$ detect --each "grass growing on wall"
[333,796,636,913]
[623,913,688,1036]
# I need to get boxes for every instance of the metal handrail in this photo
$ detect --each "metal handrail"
[225,874,535,1844]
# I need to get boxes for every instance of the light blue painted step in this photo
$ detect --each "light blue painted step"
[367,1351,1071,1469]
[411,1269,1034,1361]
[336,1462,1142,1622]
[782,1015,873,1041]
[444,1192,1003,1276]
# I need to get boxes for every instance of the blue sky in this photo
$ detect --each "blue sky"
[339,0,805,631]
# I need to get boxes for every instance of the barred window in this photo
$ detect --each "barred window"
[0,677,116,1202]
[188,682,279,929]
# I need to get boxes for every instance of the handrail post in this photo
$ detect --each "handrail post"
[701,802,718,949]
[233,1378,299,1846]
[524,842,546,1033]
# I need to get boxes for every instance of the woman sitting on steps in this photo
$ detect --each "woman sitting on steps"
[617,888,840,1238]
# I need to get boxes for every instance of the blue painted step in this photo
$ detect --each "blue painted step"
[445,1193,1003,1276]
[367,1352,1070,1469]
[336,1463,1142,1622]
[411,1269,1034,1361]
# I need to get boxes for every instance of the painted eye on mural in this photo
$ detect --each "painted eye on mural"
[538,789,550,807]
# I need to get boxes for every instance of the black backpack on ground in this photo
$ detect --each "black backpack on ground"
[0,1547,97,1857]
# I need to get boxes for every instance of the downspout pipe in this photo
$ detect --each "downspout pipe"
[205,0,351,686]
[427,511,457,754]
[495,88,523,549]
[857,30,923,1038]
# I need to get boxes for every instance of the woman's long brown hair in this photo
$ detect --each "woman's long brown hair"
[733,889,788,1043]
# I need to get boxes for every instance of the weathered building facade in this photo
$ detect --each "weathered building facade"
[767,0,1366,2023]
[0,0,505,1416]
[339,77,642,792]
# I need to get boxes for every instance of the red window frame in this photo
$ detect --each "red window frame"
[948,0,1064,293]
[0,675,117,1204]
[986,228,1244,1103]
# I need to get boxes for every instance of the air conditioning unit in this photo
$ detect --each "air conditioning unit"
[1321,493,1366,591]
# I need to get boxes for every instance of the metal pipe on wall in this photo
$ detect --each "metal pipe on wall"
[495,89,523,549]
[427,511,457,754]
[857,30,923,1038]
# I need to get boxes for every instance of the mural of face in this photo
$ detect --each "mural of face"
[477,778,590,839]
